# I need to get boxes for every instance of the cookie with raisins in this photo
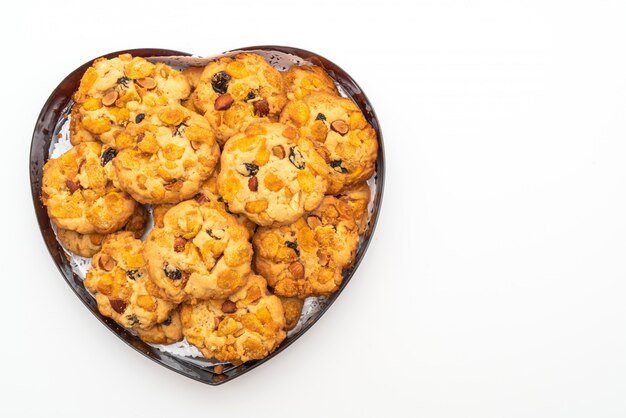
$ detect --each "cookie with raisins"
[71,54,191,147]
[42,142,136,234]
[181,274,286,364]
[280,92,378,194]
[84,232,177,330]
[193,53,287,145]
[143,200,253,304]
[253,196,358,298]
[335,181,371,234]
[217,123,328,226]
[113,104,220,204]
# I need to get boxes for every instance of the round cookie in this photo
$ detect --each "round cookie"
[84,232,177,330]
[181,274,286,364]
[193,53,287,145]
[113,104,220,204]
[283,65,338,100]
[57,204,149,257]
[278,297,305,331]
[217,123,328,226]
[194,165,256,238]
[42,142,137,234]
[335,181,371,235]
[71,54,191,146]
[136,308,184,345]
[143,200,253,304]
[253,196,359,298]
[280,92,378,194]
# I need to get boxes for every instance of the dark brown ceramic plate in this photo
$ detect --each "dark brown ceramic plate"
[30,46,385,385]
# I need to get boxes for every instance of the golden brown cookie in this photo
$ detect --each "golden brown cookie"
[218,123,328,226]
[71,54,190,146]
[280,92,378,194]
[279,297,305,331]
[181,274,286,364]
[56,204,148,257]
[136,308,184,345]
[84,232,177,330]
[112,104,220,204]
[253,196,359,298]
[335,181,371,234]
[283,65,338,100]
[42,142,136,234]
[193,53,287,145]
[143,200,253,304]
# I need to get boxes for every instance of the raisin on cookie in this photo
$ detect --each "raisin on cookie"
[84,232,177,330]
[280,92,378,194]
[181,274,286,364]
[193,53,287,145]
[143,200,253,304]
[42,142,136,234]
[113,105,220,204]
[253,196,359,298]
[218,123,328,226]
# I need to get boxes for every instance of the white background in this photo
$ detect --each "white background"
[2,0,625,416]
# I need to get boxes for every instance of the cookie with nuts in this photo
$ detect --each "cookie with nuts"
[181,274,286,364]
[56,204,149,258]
[253,196,359,298]
[42,142,137,234]
[217,123,329,226]
[143,200,253,304]
[280,92,378,194]
[136,307,184,345]
[283,65,338,101]
[84,232,177,330]
[193,53,287,145]
[70,54,191,146]
[112,104,220,204]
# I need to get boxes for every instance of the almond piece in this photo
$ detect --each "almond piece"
[137,77,157,89]
[98,254,116,271]
[272,145,285,159]
[253,99,269,117]
[330,120,349,136]
[221,300,237,314]
[288,261,305,280]
[109,298,127,314]
[214,93,234,111]
[248,176,258,191]
[65,179,81,193]
[306,215,323,230]
[173,237,186,252]
[102,90,119,107]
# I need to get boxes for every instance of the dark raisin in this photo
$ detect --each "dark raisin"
[100,148,118,166]
[211,71,231,94]
[316,113,326,121]
[126,314,140,326]
[117,76,130,87]
[217,196,224,203]
[243,163,259,177]
[175,123,187,136]
[126,269,139,281]
[135,113,145,124]
[163,263,182,280]
[288,146,306,170]
[109,299,127,314]
[162,316,172,326]
[330,159,348,174]
[285,240,300,257]
[244,91,256,102]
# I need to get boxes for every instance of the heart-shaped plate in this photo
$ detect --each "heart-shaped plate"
[29,46,385,385]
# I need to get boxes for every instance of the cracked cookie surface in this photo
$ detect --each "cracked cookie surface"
[218,123,328,226]
[253,196,358,298]
[84,232,177,330]
[143,200,253,304]
[280,92,377,194]
[181,274,286,364]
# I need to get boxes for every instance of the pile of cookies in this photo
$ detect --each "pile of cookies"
[41,52,378,365]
